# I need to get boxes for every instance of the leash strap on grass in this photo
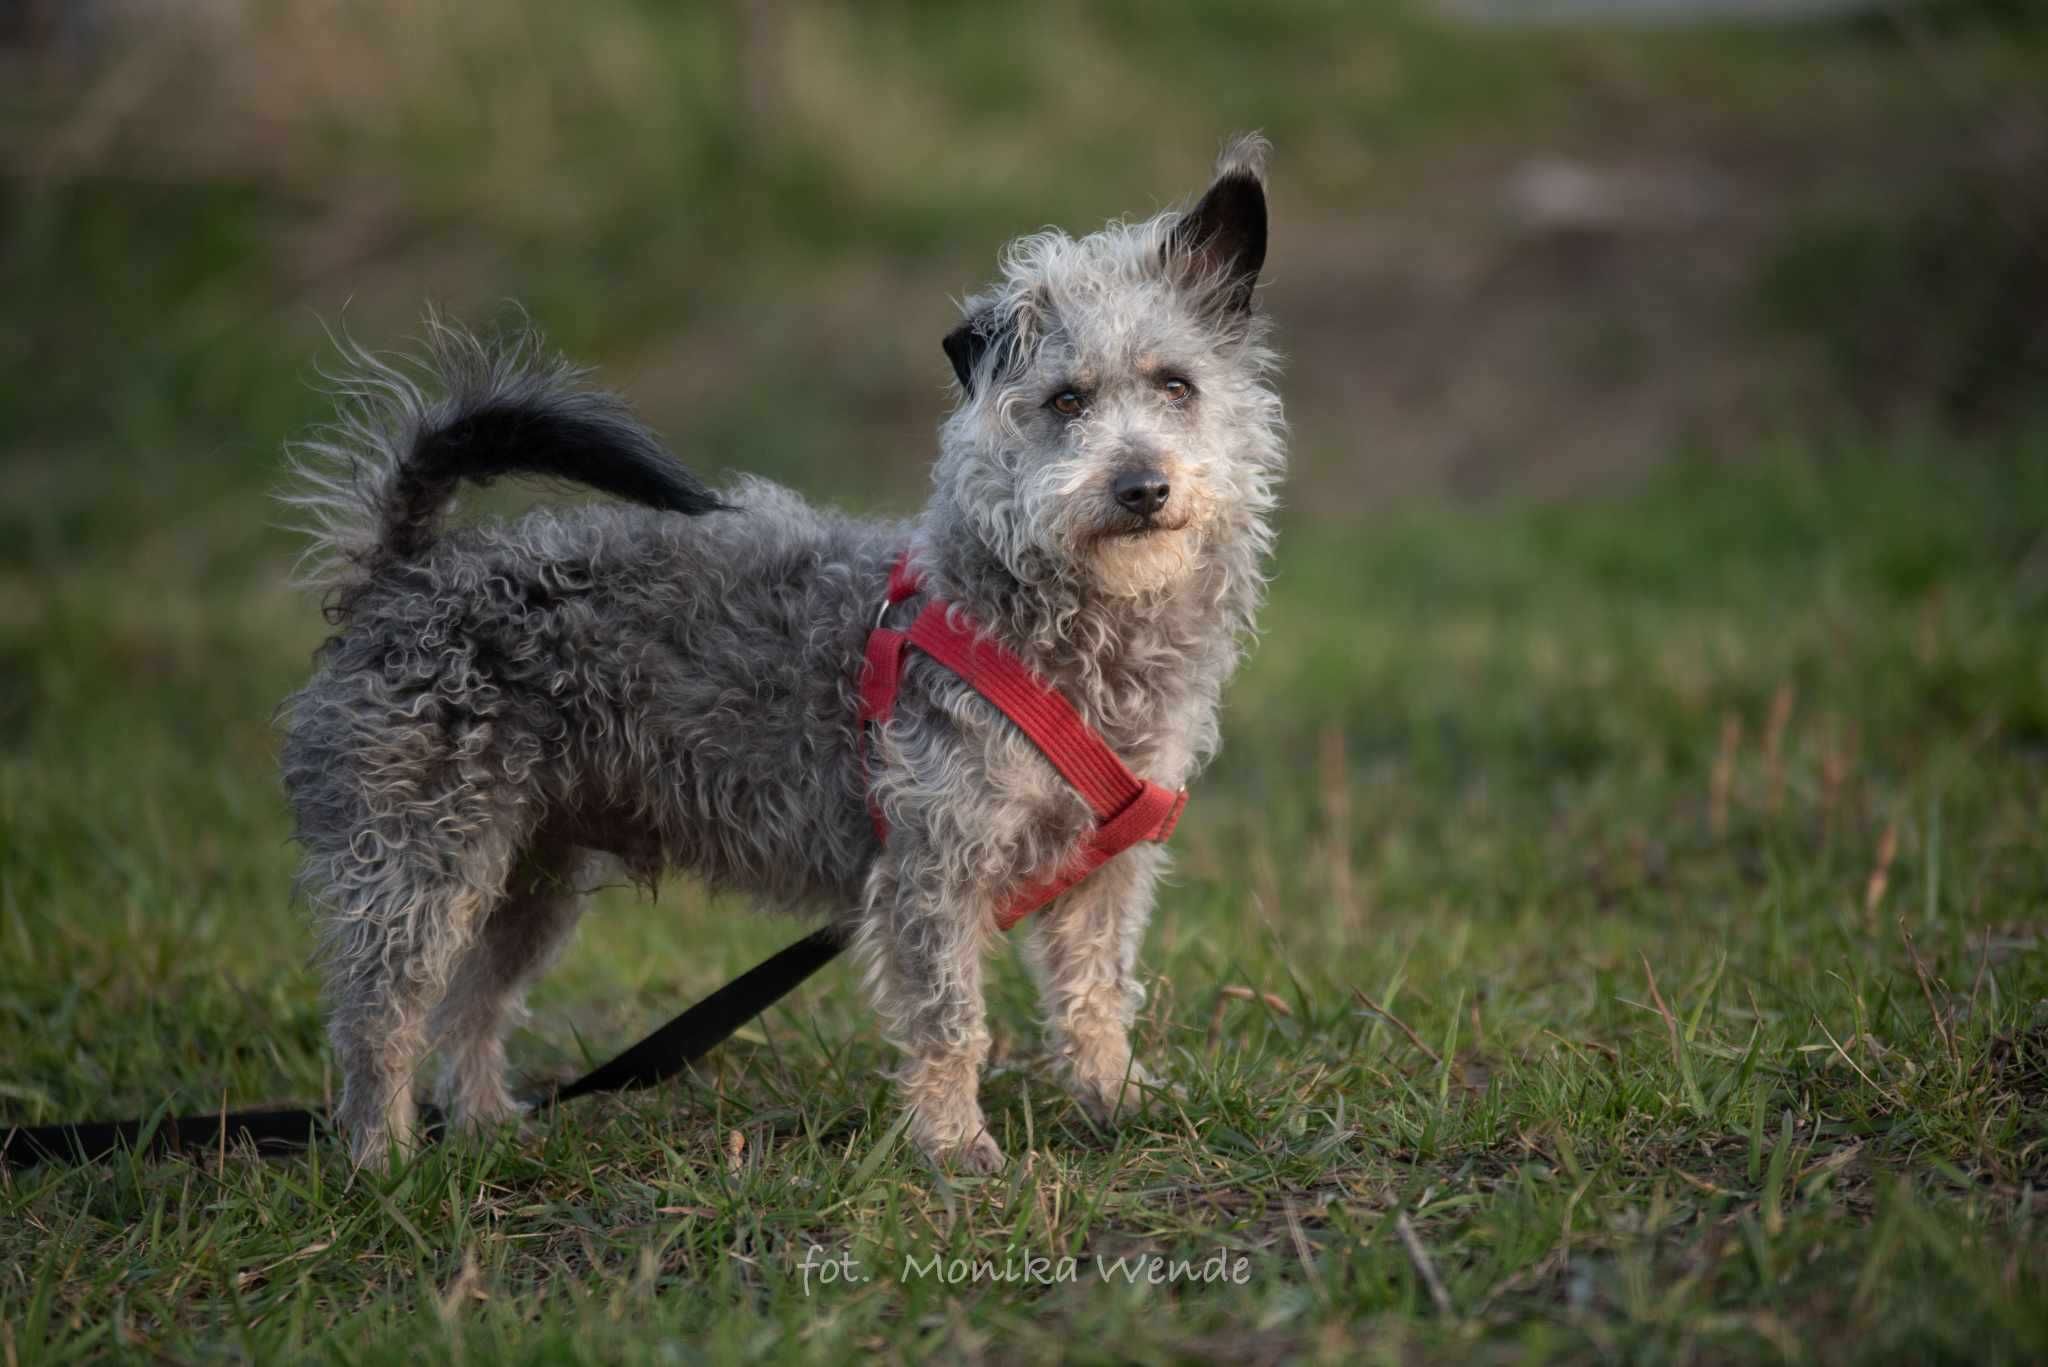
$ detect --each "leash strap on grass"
[1,925,845,1170]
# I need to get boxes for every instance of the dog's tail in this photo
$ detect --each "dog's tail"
[281,316,726,614]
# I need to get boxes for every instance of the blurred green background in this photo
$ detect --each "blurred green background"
[5,0,2044,536]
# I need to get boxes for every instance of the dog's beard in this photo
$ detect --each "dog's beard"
[1084,517,1203,597]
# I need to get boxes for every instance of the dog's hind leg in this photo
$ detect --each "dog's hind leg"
[428,844,592,1134]
[313,824,522,1170]
[1024,845,1166,1129]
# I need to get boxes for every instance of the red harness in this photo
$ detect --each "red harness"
[857,554,1188,931]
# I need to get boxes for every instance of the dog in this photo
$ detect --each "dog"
[279,135,1284,1173]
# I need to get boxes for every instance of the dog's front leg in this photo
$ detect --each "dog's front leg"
[1026,845,1166,1129]
[860,845,1003,1174]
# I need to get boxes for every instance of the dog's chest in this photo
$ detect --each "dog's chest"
[1043,641,1208,785]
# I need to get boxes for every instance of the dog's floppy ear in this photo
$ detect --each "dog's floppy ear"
[1168,134,1269,318]
[942,306,1018,395]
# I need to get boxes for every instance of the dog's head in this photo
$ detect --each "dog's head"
[933,135,1285,600]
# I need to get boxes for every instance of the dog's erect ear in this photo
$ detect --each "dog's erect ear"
[942,307,1017,395]
[1168,134,1269,317]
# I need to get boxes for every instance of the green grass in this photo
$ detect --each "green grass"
[4,443,2046,1363]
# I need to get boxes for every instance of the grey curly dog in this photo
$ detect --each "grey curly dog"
[279,136,1285,1173]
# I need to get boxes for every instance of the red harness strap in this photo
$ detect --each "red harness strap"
[858,554,1188,931]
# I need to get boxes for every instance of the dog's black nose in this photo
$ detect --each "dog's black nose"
[1112,471,1171,516]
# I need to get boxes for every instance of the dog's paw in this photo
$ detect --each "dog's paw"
[932,1129,1008,1175]
[345,1126,422,1174]
[1073,1061,1175,1129]
[447,1095,531,1139]
[346,1140,393,1174]
[899,1051,1002,1174]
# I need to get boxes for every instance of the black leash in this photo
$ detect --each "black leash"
[2,926,844,1169]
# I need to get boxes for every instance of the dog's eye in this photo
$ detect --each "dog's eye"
[1050,390,1086,418]
[1161,377,1194,403]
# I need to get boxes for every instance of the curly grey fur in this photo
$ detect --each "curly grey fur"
[279,136,1286,1171]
